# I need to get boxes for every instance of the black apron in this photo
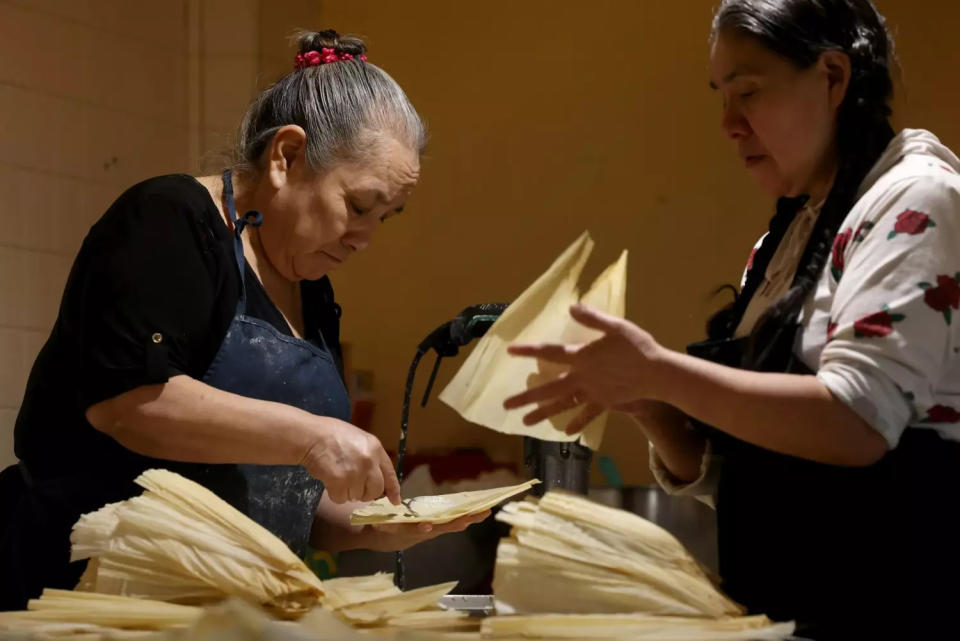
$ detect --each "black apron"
[686,196,960,639]
[0,170,351,609]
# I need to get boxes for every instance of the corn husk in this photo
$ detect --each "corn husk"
[0,590,200,632]
[350,480,539,526]
[70,469,323,616]
[439,232,628,450]
[393,633,480,641]
[0,622,161,641]
[319,573,399,610]
[480,613,796,640]
[325,578,458,627]
[493,492,746,620]
[315,573,461,629]
[336,582,457,626]
[384,610,477,631]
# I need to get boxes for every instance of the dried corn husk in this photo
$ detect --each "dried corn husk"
[319,573,399,610]
[480,613,795,640]
[0,622,161,641]
[333,582,459,627]
[439,232,628,450]
[350,481,539,526]
[70,469,323,616]
[383,610,477,631]
[314,574,461,629]
[0,590,200,632]
[493,492,746,619]
[392,632,480,641]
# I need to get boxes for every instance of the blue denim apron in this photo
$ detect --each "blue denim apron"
[0,170,350,608]
[168,170,351,555]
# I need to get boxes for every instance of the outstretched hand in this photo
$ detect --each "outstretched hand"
[503,304,665,433]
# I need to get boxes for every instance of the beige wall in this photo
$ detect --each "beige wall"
[0,0,264,470]
[0,1,191,470]
[1,1,957,484]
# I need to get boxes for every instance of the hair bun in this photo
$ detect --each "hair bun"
[295,29,367,58]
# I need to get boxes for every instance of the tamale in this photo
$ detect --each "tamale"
[350,480,539,526]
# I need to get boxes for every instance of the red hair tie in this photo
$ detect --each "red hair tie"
[294,48,368,69]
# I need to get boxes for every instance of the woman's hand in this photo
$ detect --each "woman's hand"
[301,418,401,505]
[85,376,404,502]
[312,494,490,553]
[503,304,666,434]
[362,511,491,552]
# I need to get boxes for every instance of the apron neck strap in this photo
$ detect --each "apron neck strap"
[221,169,264,239]
[222,169,263,314]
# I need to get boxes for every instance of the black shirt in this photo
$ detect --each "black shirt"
[14,175,343,480]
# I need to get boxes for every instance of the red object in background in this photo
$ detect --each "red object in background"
[351,399,375,431]
[392,448,518,484]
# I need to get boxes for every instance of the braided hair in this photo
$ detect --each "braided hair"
[706,0,897,370]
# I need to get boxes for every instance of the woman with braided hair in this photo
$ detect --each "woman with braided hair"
[0,30,487,610]
[505,1,960,637]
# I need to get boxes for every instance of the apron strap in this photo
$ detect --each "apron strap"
[221,170,263,315]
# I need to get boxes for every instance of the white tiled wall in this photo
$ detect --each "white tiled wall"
[0,0,261,469]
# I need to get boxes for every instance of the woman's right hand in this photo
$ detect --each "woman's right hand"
[301,418,402,505]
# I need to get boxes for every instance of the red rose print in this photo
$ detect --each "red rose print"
[924,405,960,423]
[853,307,905,338]
[919,273,960,325]
[831,228,853,281]
[938,274,960,308]
[888,209,935,239]
[924,287,948,311]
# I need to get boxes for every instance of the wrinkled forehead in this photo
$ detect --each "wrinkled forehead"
[334,142,420,204]
[363,137,421,189]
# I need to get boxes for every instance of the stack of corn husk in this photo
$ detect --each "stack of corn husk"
[69,469,324,617]
[0,470,471,640]
[485,491,795,640]
[0,579,470,641]
[479,613,796,640]
[0,590,198,640]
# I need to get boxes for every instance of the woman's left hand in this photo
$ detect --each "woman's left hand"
[503,304,665,434]
[363,511,491,552]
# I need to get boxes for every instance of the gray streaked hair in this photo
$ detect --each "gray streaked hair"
[234,29,426,177]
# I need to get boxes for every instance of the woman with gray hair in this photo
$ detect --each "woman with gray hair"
[0,30,485,609]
